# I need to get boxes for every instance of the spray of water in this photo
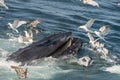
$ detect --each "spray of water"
[103,65,120,74]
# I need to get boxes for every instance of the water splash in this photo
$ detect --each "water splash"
[103,65,120,74]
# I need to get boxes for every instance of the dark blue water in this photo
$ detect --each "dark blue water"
[0,0,120,80]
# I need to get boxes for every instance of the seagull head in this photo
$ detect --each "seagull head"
[7,22,13,28]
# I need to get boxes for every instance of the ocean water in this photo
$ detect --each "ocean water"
[0,0,120,80]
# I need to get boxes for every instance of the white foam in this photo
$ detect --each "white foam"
[0,48,9,58]
[26,57,73,79]
[0,59,21,70]
[104,65,120,74]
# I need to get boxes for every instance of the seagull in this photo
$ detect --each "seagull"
[29,20,41,29]
[80,0,99,8]
[78,18,96,33]
[0,0,8,9]
[94,25,110,41]
[8,20,28,33]
[18,30,33,44]
[77,55,92,67]
[11,66,29,79]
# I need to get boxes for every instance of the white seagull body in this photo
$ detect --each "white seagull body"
[78,18,96,33]
[0,0,8,9]
[8,20,27,33]
[94,25,110,40]
[80,0,99,7]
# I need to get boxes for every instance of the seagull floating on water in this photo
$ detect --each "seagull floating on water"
[18,30,33,44]
[8,20,28,33]
[0,0,8,9]
[94,25,110,41]
[80,0,99,8]
[78,18,96,33]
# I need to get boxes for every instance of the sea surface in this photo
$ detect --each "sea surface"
[0,0,120,80]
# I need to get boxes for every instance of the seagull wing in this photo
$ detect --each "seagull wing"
[103,26,110,36]
[16,21,27,28]
[12,20,19,28]
[85,18,96,28]
[88,0,99,7]
[100,26,110,36]
[24,31,30,38]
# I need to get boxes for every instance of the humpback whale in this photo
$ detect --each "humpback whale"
[7,32,83,65]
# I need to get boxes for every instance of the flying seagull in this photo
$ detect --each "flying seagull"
[94,25,110,41]
[80,0,99,8]
[78,18,96,33]
[8,20,28,33]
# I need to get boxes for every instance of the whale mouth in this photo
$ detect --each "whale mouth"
[6,32,82,65]
[51,37,82,58]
